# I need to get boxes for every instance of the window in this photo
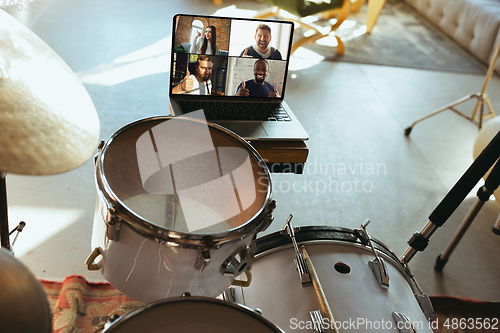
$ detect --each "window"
[191,19,204,43]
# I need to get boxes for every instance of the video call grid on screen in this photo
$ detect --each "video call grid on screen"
[170,14,293,99]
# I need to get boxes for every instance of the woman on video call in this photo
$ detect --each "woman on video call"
[190,25,220,55]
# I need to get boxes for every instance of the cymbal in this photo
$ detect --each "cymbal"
[0,247,52,333]
[0,11,100,175]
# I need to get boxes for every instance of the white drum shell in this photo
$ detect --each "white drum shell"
[234,240,433,333]
[92,199,256,303]
[89,116,273,304]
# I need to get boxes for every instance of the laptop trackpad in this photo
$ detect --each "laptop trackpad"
[215,122,269,139]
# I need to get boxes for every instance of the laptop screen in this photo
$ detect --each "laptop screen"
[170,14,293,100]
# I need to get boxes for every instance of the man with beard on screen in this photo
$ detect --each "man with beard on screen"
[235,59,280,98]
[172,55,213,95]
[240,24,282,60]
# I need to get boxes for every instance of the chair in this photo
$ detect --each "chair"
[321,0,386,33]
[254,0,350,55]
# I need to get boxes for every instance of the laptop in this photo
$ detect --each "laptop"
[169,14,309,141]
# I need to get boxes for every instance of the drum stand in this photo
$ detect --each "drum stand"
[434,157,500,271]
[404,40,500,136]
[0,172,25,252]
[0,173,10,250]
[400,130,500,267]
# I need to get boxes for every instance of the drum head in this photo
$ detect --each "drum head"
[100,115,270,234]
[104,297,283,333]
[255,226,397,261]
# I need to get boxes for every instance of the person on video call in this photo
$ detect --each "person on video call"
[190,25,220,55]
[235,59,280,98]
[239,24,282,60]
[172,55,213,95]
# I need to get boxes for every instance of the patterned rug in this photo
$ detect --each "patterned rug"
[40,275,500,333]
[301,0,488,74]
[42,276,144,333]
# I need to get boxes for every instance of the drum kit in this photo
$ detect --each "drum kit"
[2,9,500,333]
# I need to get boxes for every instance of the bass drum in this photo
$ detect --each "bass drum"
[102,296,284,333]
[231,226,434,332]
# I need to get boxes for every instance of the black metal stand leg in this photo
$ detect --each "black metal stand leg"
[492,213,500,235]
[435,154,500,271]
[435,195,486,271]
[0,172,10,250]
[400,131,500,264]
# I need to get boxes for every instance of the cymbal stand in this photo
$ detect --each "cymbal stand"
[404,40,500,136]
[0,172,10,251]
[10,221,26,247]
[435,155,500,271]
[0,172,26,252]
[400,130,500,265]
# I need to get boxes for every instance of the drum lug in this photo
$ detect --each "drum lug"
[94,140,105,166]
[106,220,121,241]
[415,294,434,322]
[368,258,390,290]
[103,204,120,241]
[220,245,253,277]
[356,219,390,289]
[221,287,236,303]
[402,261,435,321]
[392,312,418,333]
[100,194,120,241]
[309,310,328,333]
[195,249,211,271]
[256,200,276,233]
[102,203,114,223]
[282,214,312,286]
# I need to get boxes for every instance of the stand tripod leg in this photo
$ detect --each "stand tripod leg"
[405,40,500,136]
[478,98,484,130]
[435,152,500,271]
[483,94,496,119]
[435,197,486,271]
[404,94,476,136]
[492,213,500,235]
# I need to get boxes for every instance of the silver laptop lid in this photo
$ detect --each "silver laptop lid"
[169,14,293,103]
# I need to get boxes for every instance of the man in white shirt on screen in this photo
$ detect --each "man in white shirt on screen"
[172,55,213,95]
[239,24,282,60]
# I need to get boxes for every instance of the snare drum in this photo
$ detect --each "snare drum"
[231,226,434,332]
[87,115,274,303]
[102,296,284,333]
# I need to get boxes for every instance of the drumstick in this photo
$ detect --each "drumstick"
[301,245,340,333]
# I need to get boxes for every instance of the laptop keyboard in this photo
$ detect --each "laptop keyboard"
[178,101,291,121]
